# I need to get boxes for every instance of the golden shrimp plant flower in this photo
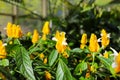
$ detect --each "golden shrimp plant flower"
[89,33,100,52]
[32,29,39,44]
[52,31,68,53]
[99,29,110,48]
[111,47,120,73]
[80,33,87,49]
[0,40,7,59]
[45,71,52,80]
[42,21,50,40]
[6,22,22,38]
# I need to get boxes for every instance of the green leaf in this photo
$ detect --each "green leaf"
[48,50,58,66]
[70,48,83,53]
[15,46,36,80]
[95,0,113,6]
[74,61,87,74]
[56,59,73,80]
[97,56,115,76]
[28,47,40,55]
[97,56,112,67]
[1,59,9,67]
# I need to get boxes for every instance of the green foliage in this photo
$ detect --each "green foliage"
[0,59,9,67]
[48,50,58,66]
[0,0,120,80]
[56,58,73,80]
[15,45,36,80]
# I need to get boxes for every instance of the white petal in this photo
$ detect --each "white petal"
[62,41,68,45]
[52,37,57,41]
[3,43,7,46]
[110,47,118,56]
[112,62,117,68]
[98,38,101,42]
[107,33,110,38]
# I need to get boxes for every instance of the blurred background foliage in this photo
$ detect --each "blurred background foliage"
[0,0,120,50]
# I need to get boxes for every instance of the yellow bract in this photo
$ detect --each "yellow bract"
[45,71,51,80]
[103,51,109,58]
[44,57,47,64]
[53,31,67,53]
[89,33,100,52]
[62,51,69,58]
[6,22,22,38]
[80,33,87,49]
[0,40,7,59]
[42,34,47,40]
[39,53,45,60]
[114,52,120,73]
[101,29,110,48]
[42,21,50,40]
[81,33,87,44]
[32,29,39,44]
[42,21,50,35]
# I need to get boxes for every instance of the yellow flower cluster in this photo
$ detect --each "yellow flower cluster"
[101,29,110,48]
[80,33,87,49]
[45,71,51,80]
[53,31,67,53]
[6,22,22,38]
[32,29,39,44]
[114,52,120,73]
[0,40,7,59]
[42,21,50,40]
[80,29,110,52]
[89,33,100,52]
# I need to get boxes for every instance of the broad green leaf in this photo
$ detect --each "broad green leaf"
[70,48,83,53]
[1,59,9,67]
[95,0,113,6]
[56,59,73,80]
[15,46,36,80]
[74,61,87,74]
[48,50,58,66]
[97,56,115,76]
[97,56,112,67]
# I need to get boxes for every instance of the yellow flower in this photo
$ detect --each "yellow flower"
[6,22,12,37]
[101,29,110,48]
[103,51,109,58]
[90,65,96,72]
[0,40,7,59]
[44,57,47,64]
[111,47,120,73]
[85,72,90,78]
[39,53,45,59]
[45,71,51,80]
[81,33,87,44]
[6,22,22,38]
[80,33,87,49]
[89,33,100,52]
[113,52,120,73]
[52,31,67,53]
[62,52,69,58]
[42,21,50,35]
[26,32,31,37]
[42,34,47,40]
[32,29,39,44]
